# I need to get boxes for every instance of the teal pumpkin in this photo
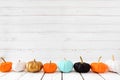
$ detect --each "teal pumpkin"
[58,59,73,73]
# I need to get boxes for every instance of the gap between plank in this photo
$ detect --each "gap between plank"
[17,72,27,80]
[97,73,106,80]
[61,72,63,80]
[112,72,120,76]
[40,72,45,80]
[0,73,8,77]
[80,73,85,80]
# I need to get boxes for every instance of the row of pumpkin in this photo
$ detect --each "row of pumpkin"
[0,55,120,73]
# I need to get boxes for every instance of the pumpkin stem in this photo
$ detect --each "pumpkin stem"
[64,58,67,60]
[50,60,51,64]
[1,57,6,63]
[34,59,36,62]
[98,56,102,62]
[18,60,21,62]
[112,55,115,61]
[80,56,83,63]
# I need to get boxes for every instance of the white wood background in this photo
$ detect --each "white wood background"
[0,0,120,63]
[0,0,120,80]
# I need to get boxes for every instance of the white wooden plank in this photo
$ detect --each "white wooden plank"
[42,72,61,80]
[0,72,26,80]
[19,72,44,80]
[2,48,120,64]
[0,33,120,41]
[0,7,120,16]
[0,0,118,1]
[63,71,83,80]
[0,16,120,25]
[81,72,104,80]
[99,72,120,80]
[0,41,120,49]
[0,25,120,33]
[0,40,119,49]
[0,72,7,77]
[0,1,119,8]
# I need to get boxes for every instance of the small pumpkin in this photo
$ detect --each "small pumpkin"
[43,60,57,73]
[26,59,43,72]
[105,55,120,73]
[74,56,91,73]
[13,60,26,72]
[58,58,73,73]
[0,57,12,72]
[91,56,108,73]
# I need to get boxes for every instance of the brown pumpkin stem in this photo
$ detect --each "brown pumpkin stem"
[50,60,51,64]
[1,57,6,63]
[64,58,67,60]
[34,59,36,62]
[18,60,21,62]
[112,55,115,61]
[98,56,102,62]
[80,56,83,63]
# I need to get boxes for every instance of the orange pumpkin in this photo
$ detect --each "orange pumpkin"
[91,56,108,73]
[43,61,57,73]
[0,57,12,72]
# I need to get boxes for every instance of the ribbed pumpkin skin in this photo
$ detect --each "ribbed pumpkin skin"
[26,60,43,72]
[74,62,90,73]
[91,62,108,73]
[58,60,73,73]
[43,63,57,73]
[14,61,26,72]
[0,62,12,72]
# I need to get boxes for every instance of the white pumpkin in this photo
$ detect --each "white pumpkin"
[105,55,120,73]
[13,60,26,72]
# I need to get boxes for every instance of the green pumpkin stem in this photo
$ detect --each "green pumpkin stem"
[98,56,102,62]
[80,56,83,63]
[1,57,6,63]
[112,55,115,61]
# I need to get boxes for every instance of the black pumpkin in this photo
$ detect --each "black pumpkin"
[74,56,91,73]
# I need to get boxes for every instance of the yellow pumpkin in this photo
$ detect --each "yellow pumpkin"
[26,59,43,72]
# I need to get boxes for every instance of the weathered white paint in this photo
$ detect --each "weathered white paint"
[43,72,61,80]
[81,72,104,80]
[63,72,83,80]
[100,72,120,80]
[0,0,120,79]
[0,0,120,63]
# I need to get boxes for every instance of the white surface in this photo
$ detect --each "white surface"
[0,72,26,80]
[0,72,120,80]
[19,72,44,80]
[63,72,83,80]
[0,0,120,79]
[81,72,104,80]
[0,0,120,75]
[43,72,61,80]
[100,72,120,80]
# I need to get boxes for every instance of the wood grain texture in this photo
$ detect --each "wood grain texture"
[0,72,26,80]
[0,71,120,80]
[0,0,120,62]
[42,72,61,80]
[99,72,120,80]
[63,72,83,80]
[81,72,104,80]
